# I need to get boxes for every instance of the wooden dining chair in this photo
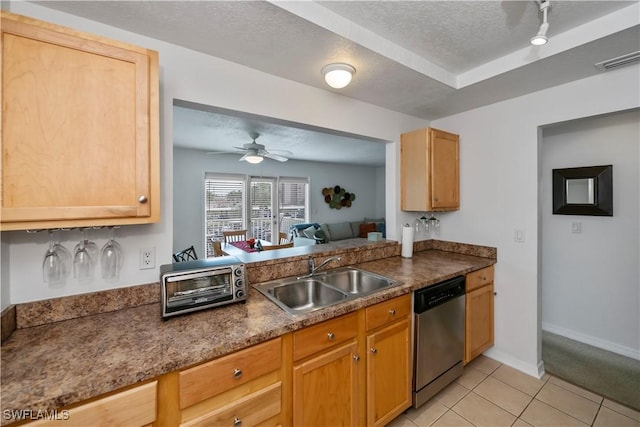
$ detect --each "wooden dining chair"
[261,242,294,251]
[223,230,247,244]
[173,245,198,262]
[211,240,223,257]
[278,232,292,244]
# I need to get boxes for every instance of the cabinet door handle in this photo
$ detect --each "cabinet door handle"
[233,368,242,379]
[327,332,335,341]
[138,195,148,204]
[388,309,396,315]
[370,347,378,354]
[353,354,360,362]
[233,417,242,426]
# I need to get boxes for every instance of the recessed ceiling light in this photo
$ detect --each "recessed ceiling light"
[321,63,356,89]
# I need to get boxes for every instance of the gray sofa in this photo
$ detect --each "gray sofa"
[290,218,385,246]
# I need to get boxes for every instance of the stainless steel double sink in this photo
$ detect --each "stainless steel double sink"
[253,267,399,315]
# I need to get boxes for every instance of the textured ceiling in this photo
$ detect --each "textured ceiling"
[27,0,640,165]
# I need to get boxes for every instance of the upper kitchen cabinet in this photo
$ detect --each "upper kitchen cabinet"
[400,128,459,212]
[0,12,159,231]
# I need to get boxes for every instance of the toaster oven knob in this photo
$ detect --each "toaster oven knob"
[234,268,243,277]
[235,279,244,288]
[235,289,245,299]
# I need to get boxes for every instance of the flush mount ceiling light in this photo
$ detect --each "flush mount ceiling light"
[321,63,356,89]
[531,0,551,46]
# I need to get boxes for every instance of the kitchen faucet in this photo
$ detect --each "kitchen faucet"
[300,256,341,278]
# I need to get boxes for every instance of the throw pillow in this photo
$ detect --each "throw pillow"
[359,222,376,238]
[302,225,317,239]
[319,223,332,242]
[375,222,386,238]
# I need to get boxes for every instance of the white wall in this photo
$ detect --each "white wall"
[541,110,639,359]
[431,65,640,377]
[174,147,384,255]
[1,2,428,305]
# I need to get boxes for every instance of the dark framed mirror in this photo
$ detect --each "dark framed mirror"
[552,165,613,216]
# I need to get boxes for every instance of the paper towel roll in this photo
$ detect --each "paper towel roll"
[401,224,414,258]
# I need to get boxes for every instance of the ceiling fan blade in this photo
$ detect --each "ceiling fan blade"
[263,152,288,162]
[238,152,253,162]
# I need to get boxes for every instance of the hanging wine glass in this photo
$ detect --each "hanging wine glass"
[74,228,98,262]
[100,227,123,279]
[42,231,62,283]
[52,230,72,278]
[73,230,94,282]
[429,213,440,236]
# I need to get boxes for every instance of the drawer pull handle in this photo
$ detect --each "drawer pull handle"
[371,347,378,354]
[234,417,242,426]
[389,309,396,315]
[482,276,487,281]
[138,195,148,204]
[233,368,242,379]
[327,332,335,340]
[353,354,360,362]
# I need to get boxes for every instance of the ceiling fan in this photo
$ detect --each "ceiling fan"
[230,133,290,164]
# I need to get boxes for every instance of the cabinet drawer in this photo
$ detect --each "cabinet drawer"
[181,382,281,427]
[179,338,281,409]
[293,312,358,361]
[365,294,411,331]
[28,381,157,427]
[466,266,494,292]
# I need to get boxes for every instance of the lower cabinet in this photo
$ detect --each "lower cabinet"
[293,341,360,426]
[26,381,157,427]
[177,337,283,427]
[292,312,360,426]
[365,294,412,427]
[289,295,412,427]
[465,266,495,364]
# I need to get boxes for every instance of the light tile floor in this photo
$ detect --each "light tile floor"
[389,355,640,427]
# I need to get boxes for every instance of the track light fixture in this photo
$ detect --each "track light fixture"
[531,0,550,46]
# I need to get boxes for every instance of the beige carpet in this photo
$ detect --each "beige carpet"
[542,330,640,411]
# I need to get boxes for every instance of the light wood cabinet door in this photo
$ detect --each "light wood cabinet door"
[465,282,494,364]
[1,12,159,230]
[293,341,359,427]
[366,318,411,427]
[400,127,459,212]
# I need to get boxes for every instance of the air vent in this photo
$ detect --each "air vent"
[595,51,640,72]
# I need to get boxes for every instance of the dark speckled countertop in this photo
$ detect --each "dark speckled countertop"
[0,249,494,421]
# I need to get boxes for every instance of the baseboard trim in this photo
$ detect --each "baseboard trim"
[542,323,640,360]
[483,348,543,379]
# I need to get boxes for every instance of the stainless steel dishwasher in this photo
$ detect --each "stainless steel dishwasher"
[413,276,466,408]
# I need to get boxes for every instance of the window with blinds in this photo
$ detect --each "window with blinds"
[204,174,309,257]
[279,177,308,235]
[204,174,244,257]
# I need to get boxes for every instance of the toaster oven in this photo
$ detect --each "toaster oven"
[160,256,247,319]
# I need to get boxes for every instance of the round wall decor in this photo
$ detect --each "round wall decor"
[322,185,356,209]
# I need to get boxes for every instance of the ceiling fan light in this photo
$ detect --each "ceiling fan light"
[244,154,263,164]
[321,63,355,89]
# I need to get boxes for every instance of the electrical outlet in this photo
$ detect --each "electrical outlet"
[139,247,155,270]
